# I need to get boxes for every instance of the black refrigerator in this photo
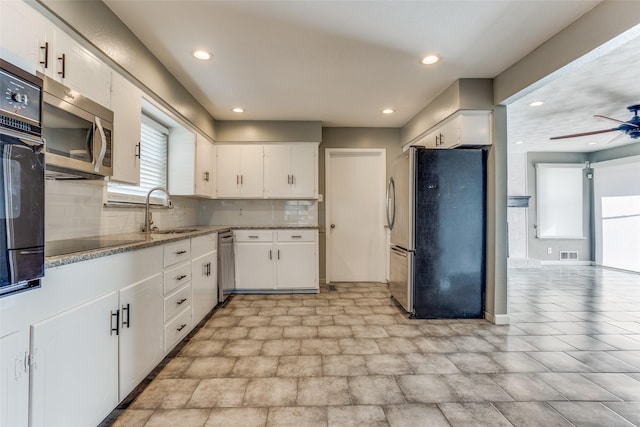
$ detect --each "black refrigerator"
[387,147,486,318]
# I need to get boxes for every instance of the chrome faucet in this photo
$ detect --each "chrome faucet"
[143,186,171,233]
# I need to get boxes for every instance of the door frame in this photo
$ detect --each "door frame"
[325,148,386,284]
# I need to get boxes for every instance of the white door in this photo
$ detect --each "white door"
[110,71,142,185]
[195,135,215,197]
[192,251,217,322]
[326,149,386,282]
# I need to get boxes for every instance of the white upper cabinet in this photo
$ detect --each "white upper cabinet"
[49,28,111,107]
[216,145,264,198]
[168,129,216,198]
[264,144,318,199]
[0,1,49,71]
[0,1,111,107]
[412,110,492,149]
[195,134,216,198]
[110,71,142,185]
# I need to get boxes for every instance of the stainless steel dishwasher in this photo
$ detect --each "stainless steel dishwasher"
[218,230,235,303]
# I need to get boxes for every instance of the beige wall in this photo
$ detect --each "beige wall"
[215,121,322,143]
[34,0,217,140]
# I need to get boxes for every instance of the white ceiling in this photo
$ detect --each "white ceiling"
[104,0,602,130]
[508,28,640,154]
[102,1,640,154]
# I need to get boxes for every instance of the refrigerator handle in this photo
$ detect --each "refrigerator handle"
[386,177,396,230]
[390,246,407,257]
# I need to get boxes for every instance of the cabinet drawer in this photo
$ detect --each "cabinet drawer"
[164,307,191,353]
[235,230,274,242]
[163,240,191,267]
[191,233,217,258]
[277,229,316,242]
[164,283,192,322]
[164,262,191,294]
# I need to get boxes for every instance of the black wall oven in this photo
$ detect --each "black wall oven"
[0,59,45,297]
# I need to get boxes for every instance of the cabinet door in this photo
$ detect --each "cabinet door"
[235,242,275,290]
[192,251,217,323]
[276,242,317,289]
[216,145,241,197]
[0,330,29,427]
[52,28,111,107]
[290,146,317,198]
[0,1,49,71]
[30,292,119,427]
[438,118,459,149]
[264,145,292,198]
[239,145,264,198]
[118,273,164,400]
[110,71,142,185]
[195,135,216,198]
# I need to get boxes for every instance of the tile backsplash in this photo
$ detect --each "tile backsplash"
[45,180,198,241]
[45,180,318,242]
[198,199,318,227]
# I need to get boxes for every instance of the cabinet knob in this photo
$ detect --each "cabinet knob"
[330,224,336,229]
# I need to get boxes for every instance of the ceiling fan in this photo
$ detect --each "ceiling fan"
[550,104,640,142]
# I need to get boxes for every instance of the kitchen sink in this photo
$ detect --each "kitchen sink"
[151,228,200,235]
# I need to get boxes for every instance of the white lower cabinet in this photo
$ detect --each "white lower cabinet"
[191,233,218,324]
[118,273,164,400]
[30,292,119,427]
[0,330,30,427]
[235,229,318,291]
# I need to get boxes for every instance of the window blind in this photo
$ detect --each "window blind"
[108,115,168,205]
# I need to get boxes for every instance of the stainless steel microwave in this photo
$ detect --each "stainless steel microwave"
[40,74,113,179]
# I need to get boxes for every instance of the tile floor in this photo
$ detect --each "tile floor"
[107,266,640,426]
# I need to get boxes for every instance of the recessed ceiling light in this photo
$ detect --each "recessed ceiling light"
[193,49,212,60]
[382,108,394,114]
[587,142,598,145]
[232,107,244,113]
[529,101,544,107]
[421,55,439,65]
[514,141,524,145]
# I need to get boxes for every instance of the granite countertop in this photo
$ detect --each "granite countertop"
[45,225,319,268]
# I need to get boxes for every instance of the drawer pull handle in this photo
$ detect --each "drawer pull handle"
[176,274,188,281]
[177,298,187,305]
[177,324,187,332]
[291,235,302,239]
[248,235,259,239]
[176,250,187,255]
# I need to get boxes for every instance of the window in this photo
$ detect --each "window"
[108,114,168,204]
[535,163,585,239]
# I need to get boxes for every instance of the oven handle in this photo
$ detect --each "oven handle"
[94,116,107,173]
[0,128,44,149]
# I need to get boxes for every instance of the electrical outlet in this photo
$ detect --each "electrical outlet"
[547,247,552,254]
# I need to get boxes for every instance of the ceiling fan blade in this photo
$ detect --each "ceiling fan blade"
[594,115,627,124]
[549,128,619,140]
[606,132,627,144]
[594,115,640,128]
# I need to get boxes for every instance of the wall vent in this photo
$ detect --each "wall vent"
[560,251,579,260]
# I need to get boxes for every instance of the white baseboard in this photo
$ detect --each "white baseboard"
[507,258,541,268]
[485,312,510,325]
[539,260,593,266]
